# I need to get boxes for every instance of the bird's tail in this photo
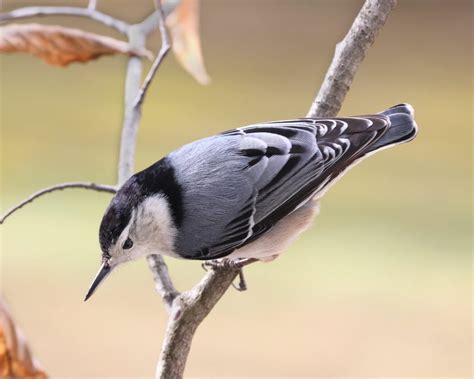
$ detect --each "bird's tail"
[366,103,418,153]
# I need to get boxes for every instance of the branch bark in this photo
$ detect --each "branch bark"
[307,0,397,118]
[147,254,180,313]
[118,1,172,185]
[155,268,239,378]
[134,0,171,110]
[0,182,116,224]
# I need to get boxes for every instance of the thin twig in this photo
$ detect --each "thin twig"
[0,6,129,34]
[147,255,180,313]
[134,0,171,109]
[307,0,397,118]
[0,182,116,224]
[137,0,180,36]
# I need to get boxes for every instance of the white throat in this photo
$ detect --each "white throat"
[132,194,178,258]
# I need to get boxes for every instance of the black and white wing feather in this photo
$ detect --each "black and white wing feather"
[170,115,390,259]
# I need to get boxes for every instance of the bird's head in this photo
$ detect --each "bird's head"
[84,161,180,301]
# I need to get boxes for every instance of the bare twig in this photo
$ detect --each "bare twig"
[147,255,180,313]
[307,0,397,118]
[115,0,179,316]
[134,0,171,109]
[0,6,129,35]
[117,0,170,183]
[0,182,116,224]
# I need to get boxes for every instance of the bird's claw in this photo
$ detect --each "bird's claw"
[203,257,258,271]
[201,258,258,292]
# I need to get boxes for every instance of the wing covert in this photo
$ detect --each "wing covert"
[171,115,390,259]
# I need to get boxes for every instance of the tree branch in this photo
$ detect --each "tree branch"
[134,0,171,109]
[156,268,240,378]
[0,6,130,35]
[0,182,116,224]
[117,0,171,183]
[115,0,179,318]
[117,24,146,185]
[307,0,397,118]
[147,254,180,313]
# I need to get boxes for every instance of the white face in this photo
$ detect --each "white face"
[105,194,178,268]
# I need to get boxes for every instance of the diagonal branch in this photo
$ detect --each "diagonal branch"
[307,0,397,118]
[134,0,171,109]
[0,182,116,225]
[0,6,130,35]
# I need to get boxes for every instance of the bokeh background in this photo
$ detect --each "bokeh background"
[1,0,472,377]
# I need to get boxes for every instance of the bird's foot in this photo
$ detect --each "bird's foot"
[202,257,258,271]
[201,258,258,291]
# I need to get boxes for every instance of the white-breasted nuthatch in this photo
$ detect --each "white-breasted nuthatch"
[85,104,418,300]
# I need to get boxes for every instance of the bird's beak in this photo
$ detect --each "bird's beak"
[84,262,111,301]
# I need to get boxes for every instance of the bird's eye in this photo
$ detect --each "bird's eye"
[122,238,134,250]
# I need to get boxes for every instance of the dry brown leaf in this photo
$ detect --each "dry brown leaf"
[166,0,210,84]
[0,299,47,379]
[0,23,153,66]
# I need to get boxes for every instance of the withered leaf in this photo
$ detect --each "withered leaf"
[0,23,153,66]
[0,299,47,378]
[166,0,210,84]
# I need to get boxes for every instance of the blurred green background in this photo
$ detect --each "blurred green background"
[1,0,472,377]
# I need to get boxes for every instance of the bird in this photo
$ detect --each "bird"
[84,103,418,301]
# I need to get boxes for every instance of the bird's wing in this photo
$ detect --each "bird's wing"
[171,116,389,260]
